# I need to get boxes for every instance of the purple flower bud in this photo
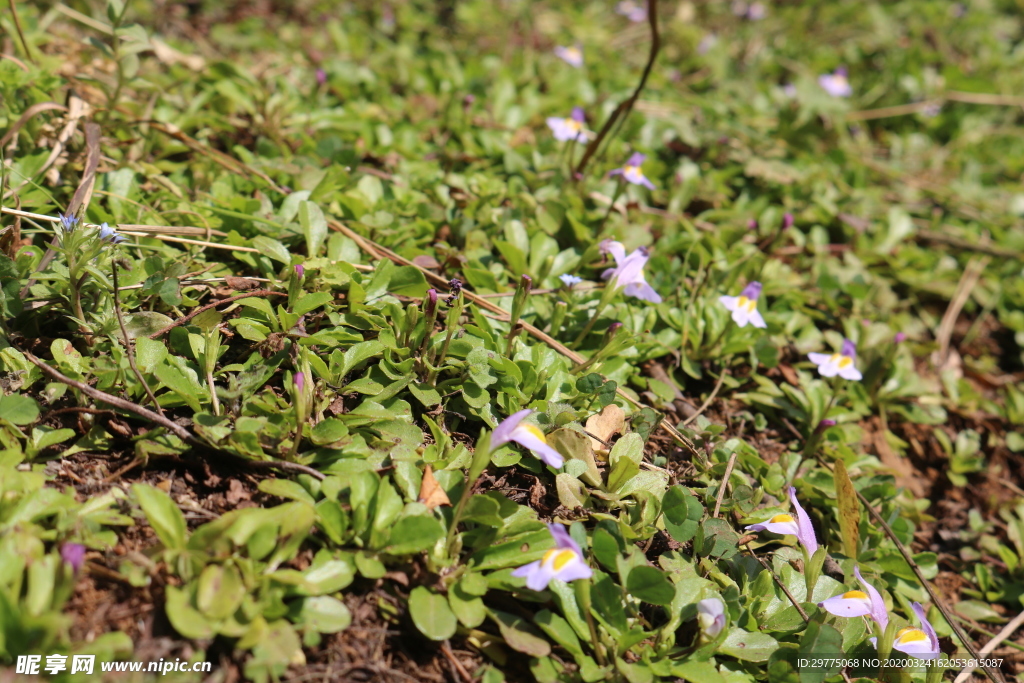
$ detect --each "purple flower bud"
[840,338,857,358]
[463,94,475,110]
[571,107,586,123]
[316,68,327,86]
[61,543,86,573]
[608,322,624,332]
[294,372,305,392]
[295,264,304,279]
[782,213,794,230]
[424,289,438,318]
[895,332,907,344]
[626,152,647,167]
[520,274,533,292]
[748,219,758,230]
[819,419,836,429]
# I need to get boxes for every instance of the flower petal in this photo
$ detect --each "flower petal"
[493,409,533,448]
[807,352,833,366]
[788,486,819,555]
[818,592,873,618]
[748,309,767,329]
[623,281,662,304]
[854,566,889,630]
[719,296,739,312]
[511,427,565,468]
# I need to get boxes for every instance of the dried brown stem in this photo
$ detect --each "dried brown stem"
[111,260,163,414]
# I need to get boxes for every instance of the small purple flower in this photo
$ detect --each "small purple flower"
[547,107,593,142]
[599,239,662,304]
[559,274,583,287]
[819,67,853,98]
[818,418,837,430]
[511,524,592,591]
[492,409,564,468]
[782,213,794,230]
[819,566,889,629]
[609,152,656,190]
[895,332,907,344]
[891,603,941,659]
[554,44,583,68]
[697,598,726,638]
[747,219,759,230]
[61,543,86,573]
[745,486,819,555]
[316,68,327,86]
[424,289,438,318]
[294,372,305,392]
[719,281,766,329]
[98,223,126,244]
[295,264,304,279]
[58,213,79,234]
[615,0,647,22]
[809,338,862,381]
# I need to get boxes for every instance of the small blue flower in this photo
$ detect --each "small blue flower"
[97,223,126,245]
[58,213,79,234]
[559,274,583,287]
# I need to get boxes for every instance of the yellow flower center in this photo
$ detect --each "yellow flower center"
[542,548,577,571]
[769,513,796,524]
[838,356,853,368]
[566,118,582,132]
[842,590,869,600]
[895,628,927,644]
[520,424,547,443]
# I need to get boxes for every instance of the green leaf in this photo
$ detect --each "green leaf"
[607,456,639,493]
[0,394,39,425]
[165,585,214,639]
[662,486,704,544]
[258,478,316,505]
[718,627,780,662]
[625,566,675,606]
[293,291,334,316]
[449,581,487,628]
[133,483,188,550]
[408,586,457,640]
[490,610,551,657]
[388,266,429,297]
[299,201,328,258]
[295,596,351,633]
[384,515,445,555]
[798,621,844,683]
[252,236,291,264]
[196,563,246,620]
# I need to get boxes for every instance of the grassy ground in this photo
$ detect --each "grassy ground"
[1,0,1024,681]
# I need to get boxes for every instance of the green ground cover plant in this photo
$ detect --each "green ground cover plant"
[1,0,1023,681]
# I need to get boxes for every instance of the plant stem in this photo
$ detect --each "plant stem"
[111,260,163,415]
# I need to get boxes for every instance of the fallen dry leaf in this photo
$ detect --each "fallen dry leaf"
[585,404,625,455]
[418,465,450,509]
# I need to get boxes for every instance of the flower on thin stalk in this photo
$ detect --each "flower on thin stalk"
[719,281,766,329]
[615,0,647,22]
[554,44,584,68]
[512,524,592,591]
[559,274,583,288]
[819,566,889,629]
[890,603,941,659]
[697,598,726,638]
[492,409,564,468]
[608,152,655,190]
[819,67,853,98]
[61,543,86,574]
[546,107,593,142]
[745,486,819,555]
[599,239,662,304]
[808,338,862,381]
[97,223,126,244]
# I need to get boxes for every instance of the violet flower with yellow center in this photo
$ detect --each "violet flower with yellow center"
[547,107,593,142]
[554,44,584,68]
[609,152,655,190]
[819,566,889,628]
[819,67,853,98]
[808,338,862,381]
[599,239,662,303]
[492,409,564,468]
[512,524,592,591]
[719,281,766,328]
[745,486,818,554]
[868,603,941,659]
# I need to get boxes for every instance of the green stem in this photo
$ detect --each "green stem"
[427,293,463,384]
[600,180,624,230]
[575,579,607,666]
[571,282,618,348]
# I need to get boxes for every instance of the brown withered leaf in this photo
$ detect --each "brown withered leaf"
[585,404,625,455]
[418,465,450,509]
[225,276,260,291]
